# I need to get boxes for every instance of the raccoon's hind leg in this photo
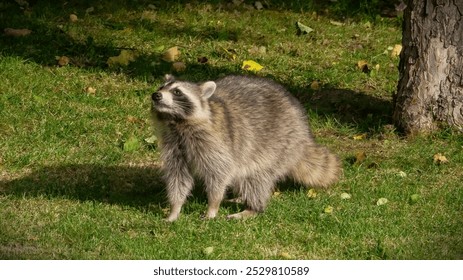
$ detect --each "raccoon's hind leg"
[227,175,275,220]
[289,143,341,188]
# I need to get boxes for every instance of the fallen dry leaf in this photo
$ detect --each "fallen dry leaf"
[69,14,78,23]
[330,20,344,26]
[340,193,352,200]
[295,21,314,35]
[397,170,407,177]
[107,50,137,67]
[376,197,388,206]
[85,86,96,94]
[279,252,292,259]
[144,135,158,145]
[203,246,214,256]
[357,60,370,73]
[162,46,180,62]
[4,28,32,37]
[391,44,402,58]
[57,56,70,66]
[433,153,449,164]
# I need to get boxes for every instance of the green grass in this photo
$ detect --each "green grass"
[1,1,462,259]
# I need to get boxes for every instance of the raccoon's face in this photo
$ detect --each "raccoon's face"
[151,75,216,120]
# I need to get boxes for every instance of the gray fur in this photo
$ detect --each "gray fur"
[151,75,341,221]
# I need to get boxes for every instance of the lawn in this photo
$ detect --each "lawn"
[0,0,462,259]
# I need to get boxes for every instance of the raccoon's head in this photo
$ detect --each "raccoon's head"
[151,74,216,121]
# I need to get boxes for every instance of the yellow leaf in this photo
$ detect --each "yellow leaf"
[324,206,334,213]
[307,188,317,198]
[353,133,367,140]
[85,86,96,94]
[376,197,388,206]
[242,60,264,72]
[340,192,352,200]
[162,46,180,62]
[391,44,402,58]
[272,191,281,197]
[357,60,369,72]
[433,153,449,164]
[107,50,137,67]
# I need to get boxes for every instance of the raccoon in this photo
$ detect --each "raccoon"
[151,74,341,221]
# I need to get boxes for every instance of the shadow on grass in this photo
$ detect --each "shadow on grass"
[0,164,167,213]
[0,164,252,217]
[301,88,393,131]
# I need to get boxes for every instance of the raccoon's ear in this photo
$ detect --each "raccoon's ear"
[200,81,216,99]
[164,74,175,83]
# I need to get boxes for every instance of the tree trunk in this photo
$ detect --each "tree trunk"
[393,0,463,134]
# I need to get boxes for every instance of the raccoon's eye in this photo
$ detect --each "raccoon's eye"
[172,89,182,96]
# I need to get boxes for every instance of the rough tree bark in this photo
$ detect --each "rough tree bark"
[393,0,463,134]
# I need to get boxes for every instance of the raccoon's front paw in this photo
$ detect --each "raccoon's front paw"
[201,211,218,220]
[164,217,176,222]
[165,212,180,222]
[165,204,182,222]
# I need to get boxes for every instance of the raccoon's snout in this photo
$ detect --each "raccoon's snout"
[152,92,162,102]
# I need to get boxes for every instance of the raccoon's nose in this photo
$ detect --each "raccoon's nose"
[152,92,162,101]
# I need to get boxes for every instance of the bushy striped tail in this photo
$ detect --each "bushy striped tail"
[289,143,341,188]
